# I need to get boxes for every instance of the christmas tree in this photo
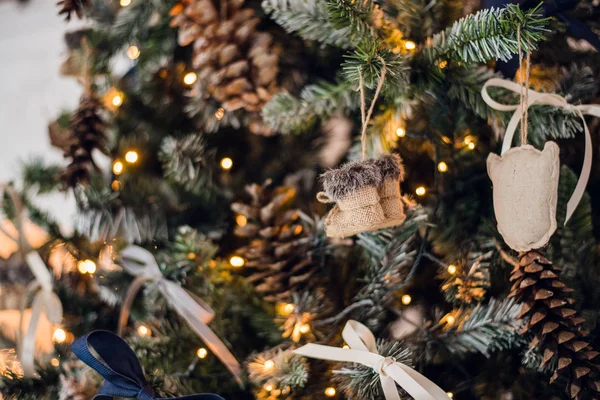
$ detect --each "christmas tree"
[2,0,600,399]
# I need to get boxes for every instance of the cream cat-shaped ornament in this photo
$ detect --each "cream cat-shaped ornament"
[487,142,560,252]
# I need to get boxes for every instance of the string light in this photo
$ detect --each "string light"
[283,303,295,314]
[437,161,448,172]
[396,127,406,137]
[264,360,275,371]
[53,328,67,344]
[112,160,124,175]
[404,40,416,50]
[236,215,247,227]
[220,157,233,170]
[196,348,208,359]
[264,383,274,392]
[444,315,456,326]
[77,259,97,274]
[51,358,60,367]
[272,389,281,397]
[467,142,476,150]
[183,72,198,85]
[415,186,426,196]
[111,180,121,191]
[446,392,454,399]
[447,264,457,274]
[127,45,140,60]
[401,294,412,305]
[120,0,131,6]
[229,256,245,268]
[125,150,139,164]
[439,60,448,69]
[137,325,151,337]
[215,108,225,120]
[325,387,337,397]
[342,344,350,349]
[299,324,311,334]
[112,93,124,107]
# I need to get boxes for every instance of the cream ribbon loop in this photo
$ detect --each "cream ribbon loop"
[294,320,450,400]
[482,78,600,224]
[0,185,62,377]
[118,245,243,386]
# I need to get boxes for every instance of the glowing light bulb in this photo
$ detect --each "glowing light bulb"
[220,157,233,170]
[264,360,275,371]
[137,325,151,337]
[113,160,124,175]
[77,259,96,274]
[299,324,310,334]
[120,0,131,6]
[396,127,406,137]
[438,161,448,172]
[229,256,245,268]
[197,348,208,359]
[125,151,139,164]
[53,328,67,343]
[405,41,416,50]
[445,315,456,326]
[401,294,412,305]
[439,60,448,69]
[264,383,274,392]
[112,93,123,107]
[127,45,140,60]
[215,108,225,120]
[111,180,121,191]
[415,186,426,196]
[447,264,457,274]
[342,344,350,349]
[236,215,247,227]
[51,358,60,367]
[183,72,198,85]
[447,392,454,399]
[187,252,196,260]
[467,142,476,150]
[283,303,295,314]
[325,387,337,397]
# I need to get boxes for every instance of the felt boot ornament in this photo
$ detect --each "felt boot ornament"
[373,154,405,229]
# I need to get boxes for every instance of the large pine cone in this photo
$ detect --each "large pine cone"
[170,0,280,133]
[231,180,322,302]
[509,250,600,399]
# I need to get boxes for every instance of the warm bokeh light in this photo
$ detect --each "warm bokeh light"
[127,45,140,60]
[197,348,208,359]
[51,358,60,367]
[325,387,337,397]
[236,215,247,227]
[220,157,233,170]
[183,72,198,85]
[125,150,139,164]
[53,328,67,344]
[438,161,448,172]
[404,40,416,50]
[445,315,456,326]
[415,186,426,196]
[229,256,245,268]
[112,93,124,107]
[77,259,96,274]
[447,264,457,274]
[447,392,454,399]
[137,325,151,337]
[264,359,275,371]
[467,142,476,150]
[112,160,124,175]
[215,108,225,120]
[264,383,274,392]
[120,0,131,6]
[299,324,310,334]
[342,344,350,349]
[396,127,406,137]
[401,294,412,305]
[439,60,448,69]
[111,180,121,191]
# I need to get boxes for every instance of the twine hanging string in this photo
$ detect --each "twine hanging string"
[358,57,387,160]
[516,24,532,146]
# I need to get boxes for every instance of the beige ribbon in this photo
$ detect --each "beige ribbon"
[482,77,600,224]
[117,245,243,386]
[0,185,62,377]
[294,320,450,400]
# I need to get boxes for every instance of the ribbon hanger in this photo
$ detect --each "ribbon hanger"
[72,330,224,400]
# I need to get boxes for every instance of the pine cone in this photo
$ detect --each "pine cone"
[57,0,90,21]
[231,180,322,302]
[509,250,600,399]
[170,0,281,134]
[62,95,108,188]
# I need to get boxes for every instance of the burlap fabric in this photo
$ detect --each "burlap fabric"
[374,178,405,229]
[323,185,385,238]
[487,142,560,251]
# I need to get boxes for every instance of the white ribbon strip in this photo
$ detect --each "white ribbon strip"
[118,245,243,386]
[294,320,450,400]
[482,78,600,224]
[0,185,62,377]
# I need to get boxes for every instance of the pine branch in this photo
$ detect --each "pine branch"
[326,0,377,43]
[261,80,357,134]
[20,157,64,195]
[425,4,551,64]
[248,348,309,391]
[262,0,354,48]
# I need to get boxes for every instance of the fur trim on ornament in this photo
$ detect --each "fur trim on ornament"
[320,159,382,201]
[374,154,404,181]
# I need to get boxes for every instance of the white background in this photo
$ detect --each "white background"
[0,0,83,230]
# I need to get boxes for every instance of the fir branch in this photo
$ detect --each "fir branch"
[437,298,524,358]
[261,80,357,134]
[326,0,377,43]
[20,157,64,195]
[262,0,354,48]
[425,4,551,64]
[248,348,309,391]
[159,135,212,193]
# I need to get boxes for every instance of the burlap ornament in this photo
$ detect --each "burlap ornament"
[372,154,405,229]
[318,160,385,238]
[487,142,560,252]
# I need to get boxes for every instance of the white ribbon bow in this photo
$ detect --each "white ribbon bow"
[294,320,450,400]
[0,185,62,377]
[118,245,243,386]
[482,77,600,224]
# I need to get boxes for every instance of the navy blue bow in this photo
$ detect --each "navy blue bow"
[72,330,224,400]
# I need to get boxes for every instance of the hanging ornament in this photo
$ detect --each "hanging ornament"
[317,60,406,238]
[482,28,600,252]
